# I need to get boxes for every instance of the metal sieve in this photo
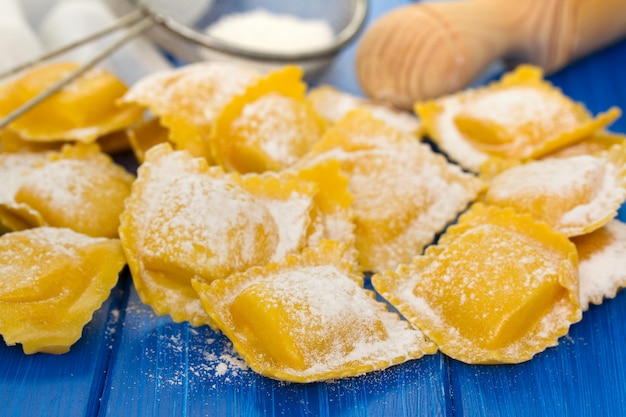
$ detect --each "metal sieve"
[0,0,368,129]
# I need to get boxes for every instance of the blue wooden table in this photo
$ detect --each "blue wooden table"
[3,1,626,416]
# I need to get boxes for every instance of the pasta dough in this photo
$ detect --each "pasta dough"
[572,219,626,310]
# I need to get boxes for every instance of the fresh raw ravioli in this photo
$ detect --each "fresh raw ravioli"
[192,241,436,382]
[0,62,142,143]
[211,66,326,173]
[484,143,626,236]
[120,62,260,162]
[0,143,134,238]
[373,203,581,364]
[307,84,422,136]
[119,143,351,326]
[571,219,626,310]
[0,227,125,354]
[415,65,621,172]
[296,109,484,272]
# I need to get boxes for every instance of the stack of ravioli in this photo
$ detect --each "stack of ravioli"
[0,61,625,382]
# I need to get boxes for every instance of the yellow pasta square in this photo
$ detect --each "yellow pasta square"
[373,203,581,364]
[193,241,436,382]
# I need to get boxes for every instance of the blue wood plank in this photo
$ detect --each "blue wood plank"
[2,3,626,417]
[100,284,449,416]
[547,38,626,133]
[448,38,626,417]
[0,276,126,417]
[448,290,626,417]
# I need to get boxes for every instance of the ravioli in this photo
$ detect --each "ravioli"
[415,65,621,172]
[211,66,326,173]
[373,203,581,364]
[192,241,436,382]
[484,143,626,236]
[119,143,352,326]
[571,219,626,310]
[296,109,484,272]
[0,62,142,143]
[0,227,125,354]
[0,143,134,238]
[120,62,260,162]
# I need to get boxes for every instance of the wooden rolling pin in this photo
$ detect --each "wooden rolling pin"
[355,0,626,109]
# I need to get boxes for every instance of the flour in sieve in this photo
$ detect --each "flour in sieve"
[205,9,334,54]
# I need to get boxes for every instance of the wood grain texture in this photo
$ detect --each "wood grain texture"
[0,277,125,417]
[100,284,449,417]
[355,0,626,108]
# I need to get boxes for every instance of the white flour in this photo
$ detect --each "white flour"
[205,9,334,54]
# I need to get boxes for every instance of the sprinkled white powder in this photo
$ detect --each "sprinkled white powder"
[0,227,109,293]
[232,92,322,169]
[573,219,626,310]
[140,174,278,276]
[487,153,625,236]
[433,95,490,172]
[261,192,313,262]
[461,86,580,136]
[307,86,422,135]
[210,264,433,380]
[122,62,259,126]
[205,9,335,54]
[299,136,483,271]
[0,152,50,203]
